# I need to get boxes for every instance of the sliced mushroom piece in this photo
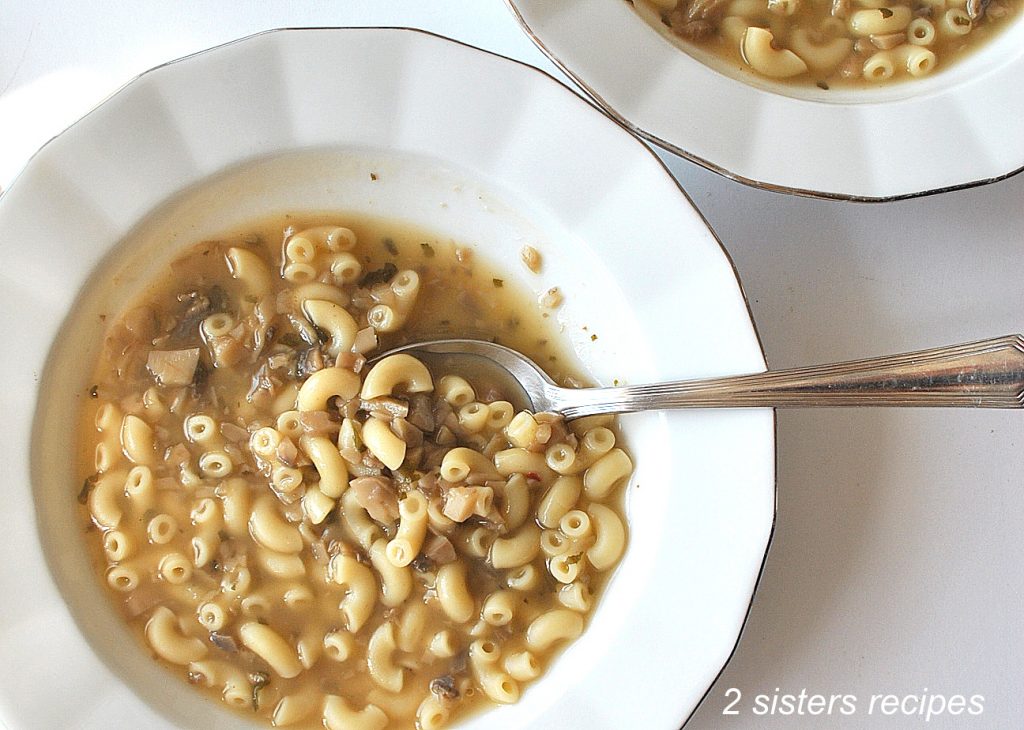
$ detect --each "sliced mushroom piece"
[299,410,340,437]
[870,31,905,50]
[391,418,423,448]
[276,437,300,467]
[442,486,494,523]
[351,326,378,356]
[423,534,457,565]
[220,422,249,443]
[429,674,459,701]
[348,476,400,523]
[669,18,716,40]
[296,346,326,378]
[407,393,435,433]
[360,397,410,420]
[147,348,201,387]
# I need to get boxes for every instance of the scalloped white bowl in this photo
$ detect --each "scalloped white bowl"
[507,0,1024,200]
[0,28,774,730]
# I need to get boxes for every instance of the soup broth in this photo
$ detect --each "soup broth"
[632,0,1022,87]
[76,214,632,729]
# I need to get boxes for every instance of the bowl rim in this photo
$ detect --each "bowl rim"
[4,26,779,729]
[504,0,1024,203]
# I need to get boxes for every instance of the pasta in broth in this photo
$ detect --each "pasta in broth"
[631,0,1022,87]
[77,214,632,729]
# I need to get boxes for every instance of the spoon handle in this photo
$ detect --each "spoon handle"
[555,335,1024,416]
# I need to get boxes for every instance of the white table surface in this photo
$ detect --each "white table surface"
[2,2,1021,729]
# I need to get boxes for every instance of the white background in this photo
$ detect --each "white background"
[2,2,1021,728]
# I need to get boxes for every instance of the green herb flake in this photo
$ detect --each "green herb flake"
[420,242,436,258]
[359,262,398,288]
[78,475,97,504]
[383,237,398,256]
[492,278,504,288]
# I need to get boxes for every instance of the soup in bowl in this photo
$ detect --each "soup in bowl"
[0,28,773,730]
[630,0,1022,87]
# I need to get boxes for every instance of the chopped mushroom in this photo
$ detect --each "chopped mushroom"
[276,437,300,467]
[335,351,367,372]
[351,327,378,355]
[165,442,191,468]
[297,346,326,378]
[391,418,424,448]
[209,631,239,653]
[434,425,458,447]
[407,393,435,432]
[168,286,229,340]
[869,32,905,49]
[246,362,278,403]
[404,446,425,471]
[667,0,727,39]
[360,397,410,420]
[123,583,164,618]
[416,471,441,497]
[442,486,494,522]
[668,17,716,39]
[147,348,201,387]
[349,476,400,522]
[430,675,459,701]
[423,534,457,565]
[299,410,340,437]
[206,333,246,369]
[220,422,249,443]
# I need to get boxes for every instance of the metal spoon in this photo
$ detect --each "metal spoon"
[375,335,1024,417]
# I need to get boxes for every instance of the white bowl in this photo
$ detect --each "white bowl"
[0,28,774,729]
[507,0,1024,200]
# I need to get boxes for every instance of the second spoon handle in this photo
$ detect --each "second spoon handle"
[555,335,1024,417]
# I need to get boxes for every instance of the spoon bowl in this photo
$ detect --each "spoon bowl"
[377,335,1024,415]
[373,339,555,413]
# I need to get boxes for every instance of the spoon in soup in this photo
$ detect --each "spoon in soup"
[373,335,1024,416]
